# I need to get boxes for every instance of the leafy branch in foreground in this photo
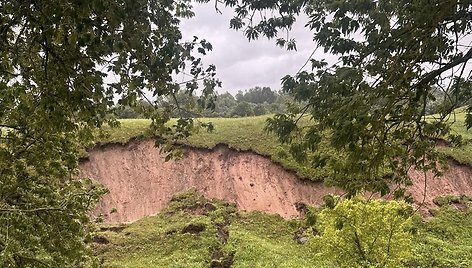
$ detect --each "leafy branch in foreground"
[216,0,472,197]
[0,0,218,266]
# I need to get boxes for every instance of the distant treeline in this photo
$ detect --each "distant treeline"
[114,86,294,119]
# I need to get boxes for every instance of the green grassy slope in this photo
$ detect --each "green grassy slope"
[94,191,472,268]
[94,190,329,268]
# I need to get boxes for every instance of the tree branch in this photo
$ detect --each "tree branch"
[0,207,64,213]
[413,47,472,101]
[0,124,22,131]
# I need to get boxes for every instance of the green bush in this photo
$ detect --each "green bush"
[315,198,413,268]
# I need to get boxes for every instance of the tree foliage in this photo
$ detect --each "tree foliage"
[231,101,254,116]
[214,92,238,116]
[0,0,219,266]
[235,86,277,104]
[114,87,289,118]
[426,78,472,115]
[316,198,413,268]
[215,0,472,197]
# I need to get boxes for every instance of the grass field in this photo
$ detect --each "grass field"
[94,191,472,268]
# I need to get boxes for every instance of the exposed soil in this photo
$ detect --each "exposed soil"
[408,160,472,213]
[92,235,110,245]
[181,223,206,235]
[80,140,472,223]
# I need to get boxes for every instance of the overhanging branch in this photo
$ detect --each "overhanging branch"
[413,47,472,101]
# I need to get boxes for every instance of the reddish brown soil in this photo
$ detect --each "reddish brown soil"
[80,140,472,223]
[407,160,472,213]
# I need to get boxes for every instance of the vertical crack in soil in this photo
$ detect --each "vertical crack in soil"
[209,210,234,268]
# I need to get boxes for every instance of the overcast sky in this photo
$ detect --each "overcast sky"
[179,3,324,95]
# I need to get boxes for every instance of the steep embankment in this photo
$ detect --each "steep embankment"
[80,139,472,223]
[408,160,472,210]
[80,140,340,223]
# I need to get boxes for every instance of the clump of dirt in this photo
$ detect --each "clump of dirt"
[215,223,230,244]
[80,139,472,223]
[183,203,217,215]
[432,194,471,212]
[293,227,309,244]
[165,189,222,216]
[209,201,235,268]
[92,235,109,244]
[99,226,126,233]
[210,248,234,268]
[181,223,206,234]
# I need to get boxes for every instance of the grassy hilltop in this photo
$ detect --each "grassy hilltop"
[97,110,472,179]
[96,116,329,180]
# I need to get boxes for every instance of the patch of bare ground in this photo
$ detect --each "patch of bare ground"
[407,159,472,214]
[80,140,472,223]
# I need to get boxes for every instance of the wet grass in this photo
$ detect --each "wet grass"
[95,190,328,267]
[94,191,472,268]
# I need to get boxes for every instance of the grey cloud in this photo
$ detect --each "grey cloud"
[180,3,326,94]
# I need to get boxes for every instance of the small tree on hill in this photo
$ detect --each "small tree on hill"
[253,104,268,116]
[214,92,238,117]
[231,101,254,117]
[316,198,413,268]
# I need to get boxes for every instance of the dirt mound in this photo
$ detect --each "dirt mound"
[80,140,472,223]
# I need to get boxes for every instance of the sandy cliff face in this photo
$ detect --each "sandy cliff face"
[80,140,340,223]
[407,161,472,211]
[80,140,472,223]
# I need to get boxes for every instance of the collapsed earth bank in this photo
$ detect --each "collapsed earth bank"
[80,140,472,223]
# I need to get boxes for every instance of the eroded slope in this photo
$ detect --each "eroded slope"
[80,140,472,223]
[81,140,340,223]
